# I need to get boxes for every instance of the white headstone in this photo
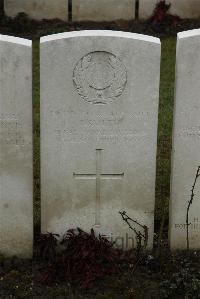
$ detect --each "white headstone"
[4,0,68,21]
[170,0,200,19]
[139,0,200,19]
[170,29,200,250]
[139,0,156,19]
[0,35,33,257]
[73,0,135,21]
[41,31,160,249]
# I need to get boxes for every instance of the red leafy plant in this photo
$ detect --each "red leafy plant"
[149,0,181,28]
[35,228,121,289]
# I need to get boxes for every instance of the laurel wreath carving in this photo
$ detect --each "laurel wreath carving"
[73,51,127,104]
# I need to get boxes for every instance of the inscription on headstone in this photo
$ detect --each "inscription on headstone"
[0,114,25,145]
[174,218,200,230]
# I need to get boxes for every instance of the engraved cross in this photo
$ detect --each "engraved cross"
[73,149,124,225]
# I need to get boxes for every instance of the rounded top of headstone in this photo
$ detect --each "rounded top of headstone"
[40,30,160,45]
[178,29,200,40]
[0,34,32,47]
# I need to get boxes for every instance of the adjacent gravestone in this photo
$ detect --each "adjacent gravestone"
[40,31,160,249]
[4,0,68,21]
[0,35,33,257]
[170,29,200,249]
[138,0,156,19]
[72,0,135,21]
[170,0,200,19]
[139,0,200,19]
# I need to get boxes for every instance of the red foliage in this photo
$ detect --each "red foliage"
[36,228,121,289]
[149,0,181,27]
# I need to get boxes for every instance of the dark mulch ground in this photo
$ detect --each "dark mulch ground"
[1,249,200,298]
[1,13,200,39]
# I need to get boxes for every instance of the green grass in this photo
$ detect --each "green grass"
[32,37,177,231]
[156,37,176,223]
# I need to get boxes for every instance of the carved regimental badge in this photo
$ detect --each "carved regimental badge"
[73,51,127,104]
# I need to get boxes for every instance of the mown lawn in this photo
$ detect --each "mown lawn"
[32,37,177,232]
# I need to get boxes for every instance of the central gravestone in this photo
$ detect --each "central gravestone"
[41,31,160,249]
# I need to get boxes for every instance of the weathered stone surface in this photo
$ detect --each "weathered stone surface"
[170,0,200,19]
[40,31,160,249]
[0,35,33,257]
[139,0,200,19]
[73,0,135,21]
[170,29,200,250]
[4,0,68,21]
[139,0,156,19]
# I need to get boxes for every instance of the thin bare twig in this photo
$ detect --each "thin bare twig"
[119,211,148,242]
[186,166,200,251]
[119,211,148,273]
